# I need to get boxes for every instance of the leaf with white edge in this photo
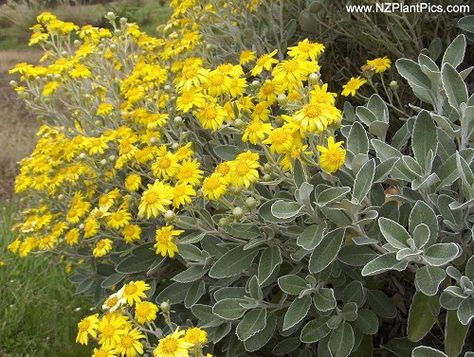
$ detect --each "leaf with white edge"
[348,122,369,155]
[412,346,448,357]
[283,295,312,331]
[412,224,431,249]
[396,58,432,89]
[212,298,247,320]
[309,228,345,273]
[257,246,282,285]
[343,281,366,307]
[316,186,351,206]
[209,247,259,279]
[457,298,474,325]
[442,34,466,68]
[328,322,355,357]
[297,223,325,251]
[270,200,304,220]
[409,201,438,247]
[378,217,411,249]
[313,288,337,312]
[300,316,331,343]
[367,93,389,123]
[184,280,205,308]
[367,290,398,319]
[362,253,408,276]
[354,309,379,335]
[356,106,377,126]
[236,308,267,341]
[407,292,440,342]
[465,255,474,281]
[415,266,446,296]
[412,111,438,170]
[338,245,378,267]
[352,159,376,203]
[243,313,277,352]
[458,16,474,33]
[278,274,307,295]
[423,243,460,267]
[172,265,208,283]
[442,63,468,108]
[445,310,469,357]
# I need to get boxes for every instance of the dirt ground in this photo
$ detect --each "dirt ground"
[0,49,40,201]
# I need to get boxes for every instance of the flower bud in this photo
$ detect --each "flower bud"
[174,115,183,124]
[108,155,116,161]
[105,12,116,21]
[164,84,171,91]
[114,29,121,36]
[308,72,320,84]
[160,301,170,312]
[100,159,107,165]
[218,217,230,227]
[389,80,398,91]
[263,174,271,181]
[164,210,175,222]
[73,39,81,47]
[149,137,157,144]
[120,17,127,26]
[94,120,101,126]
[79,152,87,159]
[245,197,257,209]
[233,119,244,128]
[277,93,287,105]
[9,80,17,87]
[79,223,84,230]
[232,207,244,219]
[171,143,179,150]
[251,80,260,88]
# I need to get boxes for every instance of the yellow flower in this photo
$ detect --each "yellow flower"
[251,49,279,76]
[134,301,159,324]
[70,64,91,79]
[153,329,193,357]
[102,289,126,312]
[122,224,141,243]
[92,347,118,357]
[122,281,150,306]
[176,159,203,186]
[287,39,325,61]
[172,183,196,208]
[96,102,114,116]
[138,181,173,218]
[242,120,272,145]
[84,217,100,238]
[230,153,260,188]
[107,209,131,229]
[114,328,145,357]
[263,127,294,154]
[176,89,206,113]
[125,174,141,192]
[317,136,346,174]
[194,101,226,131]
[42,81,60,96]
[364,56,391,73]
[152,152,180,179]
[154,225,183,258]
[202,173,227,200]
[98,312,130,349]
[76,313,99,345]
[184,327,207,345]
[293,101,341,133]
[240,49,256,65]
[341,77,367,97]
[93,238,113,257]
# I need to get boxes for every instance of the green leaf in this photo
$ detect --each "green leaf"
[379,217,411,249]
[352,335,373,357]
[354,309,379,335]
[367,94,389,123]
[283,295,312,331]
[270,200,304,219]
[445,310,469,357]
[116,255,156,274]
[243,313,277,352]
[248,275,262,300]
[172,265,208,283]
[257,246,282,285]
[415,266,446,296]
[315,186,351,206]
[412,224,431,249]
[442,34,466,68]
[313,288,337,312]
[343,281,366,307]
[236,308,267,341]
[442,63,468,108]
[458,15,474,33]
[309,228,345,273]
[348,122,369,155]
[338,245,378,267]
[212,298,247,320]
[407,292,441,342]
[191,304,217,324]
[412,346,448,357]
[356,106,377,126]
[184,280,205,308]
[352,159,376,203]
[423,243,460,267]
[412,111,438,171]
[362,253,408,276]
[300,316,330,343]
[213,145,242,160]
[156,282,191,304]
[457,298,474,325]
[329,322,355,357]
[396,58,432,89]
[297,224,325,251]
[278,274,307,295]
[367,290,397,319]
[409,201,438,247]
[209,247,259,279]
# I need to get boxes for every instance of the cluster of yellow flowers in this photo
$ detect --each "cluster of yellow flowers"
[8,0,349,261]
[77,280,210,357]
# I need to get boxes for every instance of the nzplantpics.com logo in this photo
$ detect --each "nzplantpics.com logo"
[346,2,471,13]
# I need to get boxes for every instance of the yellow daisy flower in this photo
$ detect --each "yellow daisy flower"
[317,136,347,174]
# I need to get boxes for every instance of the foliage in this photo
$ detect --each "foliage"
[0,203,90,357]
[6,1,474,357]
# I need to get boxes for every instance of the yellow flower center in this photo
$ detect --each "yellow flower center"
[121,335,135,348]
[282,60,298,72]
[161,337,178,353]
[304,104,321,118]
[78,320,90,332]
[236,162,250,175]
[158,157,171,169]
[144,190,160,204]
[125,284,138,295]
[102,324,116,338]
[105,296,118,308]
[271,131,288,145]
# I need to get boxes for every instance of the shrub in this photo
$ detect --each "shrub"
[7,1,474,356]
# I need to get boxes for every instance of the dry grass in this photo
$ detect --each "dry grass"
[0,49,41,201]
